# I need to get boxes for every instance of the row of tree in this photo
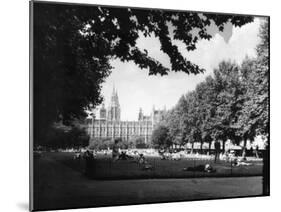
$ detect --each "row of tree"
[152,20,269,153]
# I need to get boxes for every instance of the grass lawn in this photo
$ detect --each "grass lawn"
[49,152,263,180]
[33,152,264,210]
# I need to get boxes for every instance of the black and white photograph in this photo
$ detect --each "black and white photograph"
[30,0,269,211]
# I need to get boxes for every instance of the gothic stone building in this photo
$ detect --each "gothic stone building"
[87,87,165,144]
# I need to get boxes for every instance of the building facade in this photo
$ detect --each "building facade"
[87,87,165,144]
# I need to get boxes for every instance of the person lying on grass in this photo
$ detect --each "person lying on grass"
[232,158,253,166]
[183,163,216,173]
[142,163,154,171]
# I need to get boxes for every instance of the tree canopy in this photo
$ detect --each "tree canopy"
[33,2,254,145]
[159,20,269,151]
[151,125,172,149]
[238,21,269,139]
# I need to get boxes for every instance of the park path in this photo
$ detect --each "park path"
[33,154,263,211]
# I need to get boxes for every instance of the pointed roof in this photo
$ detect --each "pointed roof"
[110,85,120,107]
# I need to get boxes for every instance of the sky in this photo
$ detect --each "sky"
[95,17,262,121]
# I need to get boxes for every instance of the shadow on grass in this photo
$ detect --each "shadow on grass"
[48,152,263,181]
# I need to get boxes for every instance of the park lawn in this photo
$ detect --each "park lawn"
[46,152,263,180]
[33,153,264,210]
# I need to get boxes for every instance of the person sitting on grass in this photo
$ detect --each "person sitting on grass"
[222,150,230,162]
[171,153,181,160]
[83,149,94,159]
[138,154,146,165]
[159,148,173,160]
[118,151,134,160]
[73,151,81,160]
[158,147,166,160]
[137,154,154,170]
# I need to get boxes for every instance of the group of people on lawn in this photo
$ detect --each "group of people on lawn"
[82,139,258,176]
[112,140,153,170]
[81,140,258,175]
[112,139,257,163]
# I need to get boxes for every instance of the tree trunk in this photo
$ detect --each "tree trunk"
[243,139,247,148]
[200,141,203,154]
[222,140,226,153]
[208,141,212,155]
[242,139,247,160]
[191,142,194,154]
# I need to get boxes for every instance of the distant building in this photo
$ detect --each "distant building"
[86,86,165,144]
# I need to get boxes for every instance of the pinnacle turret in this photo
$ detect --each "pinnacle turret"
[108,85,121,121]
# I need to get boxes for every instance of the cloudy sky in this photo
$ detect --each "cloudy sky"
[96,16,263,121]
